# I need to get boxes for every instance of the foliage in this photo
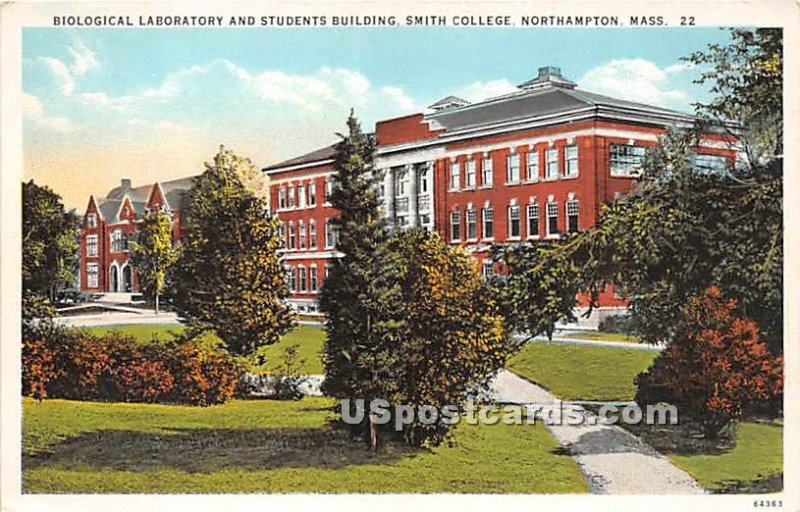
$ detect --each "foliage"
[22,180,79,299]
[686,28,782,164]
[267,343,308,400]
[387,230,509,446]
[21,330,241,405]
[169,146,294,357]
[319,112,399,446]
[130,208,179,314]
[635,286,783,438]
[490,241,589,341]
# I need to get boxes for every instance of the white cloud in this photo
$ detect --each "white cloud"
[453,79,517,103]
[68,39,99,76]
[40,57,75,96]
[23,92,76,133]
[578,59,690,109]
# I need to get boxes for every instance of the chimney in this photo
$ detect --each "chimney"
[121,178,132,189]
[517,66,577,90]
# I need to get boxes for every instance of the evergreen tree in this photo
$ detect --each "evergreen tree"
[130,209,178,314]
[169,147,294,356]
[319,112,400,449]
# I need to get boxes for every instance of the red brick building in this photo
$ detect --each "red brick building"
[264,66,734,320]
[79,176,193,294]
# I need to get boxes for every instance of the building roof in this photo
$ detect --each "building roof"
[263,143,339,171]
[94,175,195,221]
[426,85,689,133]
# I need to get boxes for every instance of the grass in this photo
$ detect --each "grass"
[22,397,588,494]
[507,342,658,401]
[563,331,640,343]
[669,422,783,493]
[621,418,783,494]
[84,324,326,374]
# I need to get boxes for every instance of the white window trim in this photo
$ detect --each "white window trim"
[480,157,494,188]
[507,204,521,240]
[526,203,540,240]
[546,202,560,239]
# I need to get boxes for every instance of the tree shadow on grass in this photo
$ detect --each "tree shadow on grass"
[24,426,412,473]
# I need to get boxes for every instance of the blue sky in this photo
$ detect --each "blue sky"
[22,27,733,209]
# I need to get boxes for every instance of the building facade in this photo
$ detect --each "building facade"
[265,66,735,318]
[79,177,193,294]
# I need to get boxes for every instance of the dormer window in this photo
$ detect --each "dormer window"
[87,213,97,228]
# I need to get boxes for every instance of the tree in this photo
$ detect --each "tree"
[22,180,79,300]
[319,111,400,449]
[635,286,783,438]
[169,147,294,356]
[490,241,588,342]
[130,209,178,314]
[388,230,509,446]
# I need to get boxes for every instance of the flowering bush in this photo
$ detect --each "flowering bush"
[22,339,55,400]
[166,342,240,406]
[635,286,783,437]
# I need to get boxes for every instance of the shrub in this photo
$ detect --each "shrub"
[635,286,783,437]
[21,330,241,406]
[22,339,55,400]
[268,343,307,400]
[165,342,240,406]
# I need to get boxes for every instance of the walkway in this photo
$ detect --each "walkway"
[489,369,703,494]
[517,333,665,351]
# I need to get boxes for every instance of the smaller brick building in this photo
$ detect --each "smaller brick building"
[79,176,193,294]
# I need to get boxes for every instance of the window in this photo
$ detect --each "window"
[482,205,494,239]
[310,266,318,291]
[298,184,307,208]
[288,222,296,250]
[449,162,461,190]
[86,263,98,288]
[309,220,317,249]
[565,145,579,177]
[508,204,521,238]
[465,160,476,188]
[324,178,334,202]
[298,267,307,291]
[546,202,559,236]
[610,144,646,176]
[567,200,580,233]
[507,153,520,183]
[279,188,287,209]
[418,167,430,194]
[325,218,336,248]
[691,153,728,173]
[450,210,461,241]
[466,208,477,240]
[87,213,97,228]
[527,150,539,181]
[278,222,286,249]
[110,230,127,252]
[482,260,495,278]
[308,182,317,206]
[481,157,493,186]
[325,264,331,280]
[299,221,307,249]
[86,235,98,257]
[527,203,540,238]
[546,148,559,179]
[287,186,295,208]
[394,169,408,197]
[288,267,296,291]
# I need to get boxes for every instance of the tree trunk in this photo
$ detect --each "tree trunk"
[369,412,377,450]
[155,294,160,315]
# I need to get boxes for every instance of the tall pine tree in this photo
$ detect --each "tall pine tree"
[319,112,400,448]
[169,147,294,356]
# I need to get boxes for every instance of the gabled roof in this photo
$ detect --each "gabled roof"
[94,175,196,221]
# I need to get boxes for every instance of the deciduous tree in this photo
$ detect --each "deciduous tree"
[130,209,178,314]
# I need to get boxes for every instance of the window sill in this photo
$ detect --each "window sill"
[507,236,522,241]
[478,184,494,190]
[562,174,579,180]
[482,237,495,242]
[543,177,559,182]
[505,180,522,187]
[448,188,461,193]
[462,185,476,191]
[524,178,540,184]
[527,235,541,240]
[545,235,561,240]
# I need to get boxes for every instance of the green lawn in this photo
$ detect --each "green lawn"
[668,422,783,493]
[507,342,657,401]
[22,397,588,494]
[84,323,326,374]
[563,331,640,343]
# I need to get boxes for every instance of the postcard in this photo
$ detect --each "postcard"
[1,1,798,511]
